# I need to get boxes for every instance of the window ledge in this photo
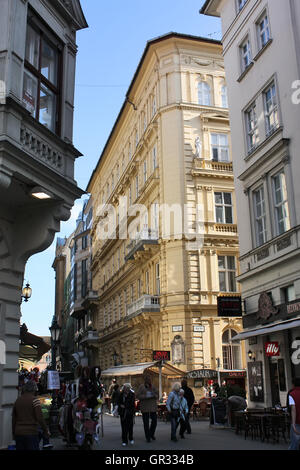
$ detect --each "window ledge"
[237,62,254,83]
[244,126,283,161]
[253,39,273,62]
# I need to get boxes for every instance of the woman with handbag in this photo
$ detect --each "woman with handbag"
[166,382,181,442]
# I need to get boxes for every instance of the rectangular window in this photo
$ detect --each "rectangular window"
[264,82,279,136]
[144,160,147,183]
[245,102,259,152]
[155,263,160,295]
[237,0,247,12]
[153,146,157,170]
[214,192,233,224]
[23,22,61,134]
[211,134,229,162]
[145,270,150,295]
[272,172,290,235]
[253,186,267,246]
[257,13,270,49]
[130,284,134,303]
[137,279,142,298]
[82,235,88,250]
[73,263,77,301]
[218,256,237,292]
[118,294,122,320]
[135,175,139,199]
[281,285,295,303]
[240,37,252,72]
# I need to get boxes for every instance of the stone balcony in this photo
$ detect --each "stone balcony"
[79,329,99,347]
[191,158,233,179]
[126,295,160,318]
[125,228,159,261]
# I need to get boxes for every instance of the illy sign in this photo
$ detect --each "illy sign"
[265,342,280,357]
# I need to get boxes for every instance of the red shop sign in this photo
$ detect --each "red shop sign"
[265,342,280,356]
[153,350,170,361]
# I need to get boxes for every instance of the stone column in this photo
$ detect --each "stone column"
[0,201,71,449]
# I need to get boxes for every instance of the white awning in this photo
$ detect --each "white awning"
[101,362,156,377]
[232,318,300,342]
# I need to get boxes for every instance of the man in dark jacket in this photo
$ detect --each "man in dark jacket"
[12,380,50,450]
[117,383,136,446]
[181,379,195,434]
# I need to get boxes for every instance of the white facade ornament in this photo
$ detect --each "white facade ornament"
[195,136,202,158]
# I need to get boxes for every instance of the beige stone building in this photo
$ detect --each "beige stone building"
[87,33,246,395]
[201,0,300,407]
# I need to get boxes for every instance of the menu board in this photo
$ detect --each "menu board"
[248,361,264,402]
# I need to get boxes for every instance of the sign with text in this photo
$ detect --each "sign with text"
[187,369,218,379]
[47,370,60,390]
[193,325,205,332]
[153,350,170,361]
[217,296,242,317]
[265,342,280,357]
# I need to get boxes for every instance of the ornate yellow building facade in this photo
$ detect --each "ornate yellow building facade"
[87,33,246,391]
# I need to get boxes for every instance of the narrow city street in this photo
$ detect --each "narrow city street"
[51,414,288,451]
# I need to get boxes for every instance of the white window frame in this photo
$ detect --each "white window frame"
[198,81,211,106]
[214,192,233,224]
[145,270,150,295]
[211,133,229,162]
[264,81,279,136]
[218,256,237,292]
[272,171,290,236]
[245,102,259,152]
[257,12,270,50]
[253,186,267,246]
[240,37,252,72]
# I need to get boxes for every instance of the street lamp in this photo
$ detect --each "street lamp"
[21,282,32,302]
[248,350,255,361]
[49,316,61,437]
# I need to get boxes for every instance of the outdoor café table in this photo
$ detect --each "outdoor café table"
[250,413,281,442]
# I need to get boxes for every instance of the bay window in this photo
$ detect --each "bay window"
[23,22,61,134]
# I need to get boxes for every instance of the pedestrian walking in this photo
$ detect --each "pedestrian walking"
[166,382,181,442]
[12,380,50,450]
[111,384,121,416]
[288,377,300,450]
[181,379,195,434]
[108,378,117,413]
[136,375,158,442]
[117,383,135,446]
[178,389,189,439]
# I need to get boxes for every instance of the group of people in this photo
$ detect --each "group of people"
[11,370,300,450]
[107,376,195,446]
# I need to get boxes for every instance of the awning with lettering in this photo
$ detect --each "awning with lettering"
[231,318,300,342]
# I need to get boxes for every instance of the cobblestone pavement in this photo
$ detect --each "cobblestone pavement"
[50,414,289,451]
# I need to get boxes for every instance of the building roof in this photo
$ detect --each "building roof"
[86,32,222,193]
[200,0,221,16]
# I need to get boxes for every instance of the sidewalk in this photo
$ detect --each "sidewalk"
[51,414,289,451]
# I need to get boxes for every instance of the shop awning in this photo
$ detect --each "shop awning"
[101,362,156,377]
[101,361,185,378]
[232,318,300,342]
[19,324,51,363]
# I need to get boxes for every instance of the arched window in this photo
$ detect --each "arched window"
[222,329,242,370]
[221,85,228,108]
[198,81,211,106]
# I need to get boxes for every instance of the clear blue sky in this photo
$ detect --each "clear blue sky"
[22,0,221,336]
